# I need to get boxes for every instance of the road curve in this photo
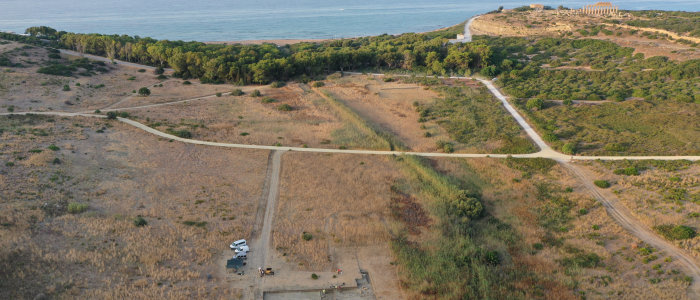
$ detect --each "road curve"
[562,163,700,296]
[1,111,698,161]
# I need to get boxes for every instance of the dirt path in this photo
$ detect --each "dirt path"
[249,150,284,298]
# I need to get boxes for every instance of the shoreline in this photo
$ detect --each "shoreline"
[204,20,469,46]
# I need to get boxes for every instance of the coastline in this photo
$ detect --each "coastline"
[204,19,470,46]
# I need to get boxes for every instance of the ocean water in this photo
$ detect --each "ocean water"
[0,0,698,42]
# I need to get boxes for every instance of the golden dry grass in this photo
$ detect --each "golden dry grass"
[0,115,268,299]
[273,152,399,270]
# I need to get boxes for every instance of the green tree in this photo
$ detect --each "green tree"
[138,87,151,96]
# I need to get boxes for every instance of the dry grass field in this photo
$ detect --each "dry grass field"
[128,83,346,148]
[0,115,268,299]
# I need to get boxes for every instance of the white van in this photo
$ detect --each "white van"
[235,245,250,253]
[234,252,247,259]
[230,239,247,250]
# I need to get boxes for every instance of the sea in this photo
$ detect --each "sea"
[0,0,698,42]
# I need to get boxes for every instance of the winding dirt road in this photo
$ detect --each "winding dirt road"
[4,35,698,297]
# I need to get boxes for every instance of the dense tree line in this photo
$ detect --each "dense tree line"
[479,36,700,102]
[15,26,494,84]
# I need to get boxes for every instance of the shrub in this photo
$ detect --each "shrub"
[62,84,70,91]
[451,190,483,220]
[251,89,261,97]
[261,97,276,103]
[75,82,81,86]
[240,132,249,136]
[277,104,293,111]
[138,87,151,96]
[231,89,244,96]
[67,202,89,214]
[312,81,325,87]
[302,232,313,241]
[526,98,544,110]
[311,273,319,280]
[561,142,576,155]
[133,216,148,227]
[216,92,222,97]
[183,220,208,228]
[614,167,640,176]
[154,67,164,75]
[138,69,146,72]
[157,74,167,80]
[270,81,285,88]
[383,77,394,82]
[594,180,611,188]
[484,250,500,265]
[47,144,60,151]
[183,80,192,85]
[106,111,117,119]
[654,224,696,240]
[561,252,602,268]
[169,129,192,139]
[436,140,454,153]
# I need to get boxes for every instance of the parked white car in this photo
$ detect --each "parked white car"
[230,239,247,250]
[234,245,250,253]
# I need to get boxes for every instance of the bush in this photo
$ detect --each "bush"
[106,111,117,120]
[561,142,576,155]
[183,220,208,228]
[383,77,394,82]
[157,74,167,80]
[133,216,148,227]
[251,89,261,97]
[138,69,146,72]
[526,98,544,110]
[216,92,222,97]
[614,166,640,176]
[312,81,325,87]
[451,190,483,220]
[594,180,611,188]
[311,273,319,280]
[47,144,60,151]
[561,252,602,268]
[155,67,164,75]
[62,84,70,91]
[48,53,61,59]
[261,97,276,103]
[277,104,293,111]
[302,232,313,241]
[270,81,285,88]
[169,129,192,139]
[231,89,244,96]
[138,87,151,96]
[183,80,191,85]
[484,250,500,265]
[436,140,454,153]
[67,202,88,214]
[654,224,696,240]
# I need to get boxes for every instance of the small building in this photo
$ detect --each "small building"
[456,34,465,40]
